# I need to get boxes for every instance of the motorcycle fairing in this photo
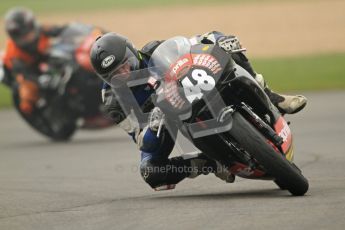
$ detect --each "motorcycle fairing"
[274,116,294,161]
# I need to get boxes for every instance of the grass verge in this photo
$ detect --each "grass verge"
[1,53,344,109]
[0,0,316,15]
[0,84,11,109]
[251,53,345,92]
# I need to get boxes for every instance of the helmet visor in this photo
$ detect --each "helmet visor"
[9,24,39,48]
[101,47,140,85]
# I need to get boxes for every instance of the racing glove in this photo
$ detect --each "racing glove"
[216,35,243,53]
[102,87,126,124]
[148,107,165,132]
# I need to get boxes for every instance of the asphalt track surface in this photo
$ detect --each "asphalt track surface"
[0,91,344,230]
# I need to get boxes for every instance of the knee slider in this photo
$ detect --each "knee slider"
[140,159,168,189]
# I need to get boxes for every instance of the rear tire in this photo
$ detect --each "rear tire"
[229,112,309,196]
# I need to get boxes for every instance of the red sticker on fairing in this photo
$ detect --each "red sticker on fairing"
[163,53,222,108]
[167,54,193,80]
[192,54,222,74]
[229,162,265,178]
[164,80,186,109]
[164,54,192,109]
[274,116,292,153]
[166,53,222,80]
[75,29,103,72]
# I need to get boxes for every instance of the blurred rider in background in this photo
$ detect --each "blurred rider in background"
[90,32,307,191]
[2,7,103,115]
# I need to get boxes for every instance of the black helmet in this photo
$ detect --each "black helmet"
[4,7,39,48]
[90,32,140,84]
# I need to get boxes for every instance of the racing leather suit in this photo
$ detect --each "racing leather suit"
[102,31,262,190]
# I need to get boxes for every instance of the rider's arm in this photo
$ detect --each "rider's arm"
[102,84,142,143]
[139,40,164,62]
[11,59,39,82]
[199,31,256,77]
[2,39,39,82]
[231,52,256,77]
[102,83,127,124]
[41,25,68,37]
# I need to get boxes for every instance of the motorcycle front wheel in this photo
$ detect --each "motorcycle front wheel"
[228,112,309,196]
[13,94,76,141]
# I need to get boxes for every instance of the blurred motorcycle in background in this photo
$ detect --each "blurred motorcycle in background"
[0,23,113,141]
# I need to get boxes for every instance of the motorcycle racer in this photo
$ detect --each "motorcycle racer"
[90,31,307,190]
[2,7,103,115]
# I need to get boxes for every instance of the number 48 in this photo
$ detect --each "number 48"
[181,69,215,103]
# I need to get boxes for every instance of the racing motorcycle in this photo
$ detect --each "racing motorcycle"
[110,36,309,196]
[0,23,113,141]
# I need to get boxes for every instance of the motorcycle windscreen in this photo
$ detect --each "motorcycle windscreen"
[109,36,233,120]
[152,37,233,117]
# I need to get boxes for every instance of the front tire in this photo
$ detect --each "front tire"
[274,179,288,190]
[229,112,309,196]
[13,94,76,141]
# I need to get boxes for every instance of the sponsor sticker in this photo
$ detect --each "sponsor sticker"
[101,55,115,68]
[192,54,222,75]
[274,117,292,153]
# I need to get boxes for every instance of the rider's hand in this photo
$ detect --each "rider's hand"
[217,35,242,53]
[102,89,126,124]
[148,107,165,132]
[38,74,60,90]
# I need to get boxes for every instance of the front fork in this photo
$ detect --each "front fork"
[218,103,285,154]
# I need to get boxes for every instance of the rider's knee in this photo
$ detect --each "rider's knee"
[137,126,160,152]
[139,158,168,189]
[137,126,175,155]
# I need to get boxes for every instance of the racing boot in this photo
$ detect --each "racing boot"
[255,74,307,114]
[189,155,235,183]
[214,161,235,183]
